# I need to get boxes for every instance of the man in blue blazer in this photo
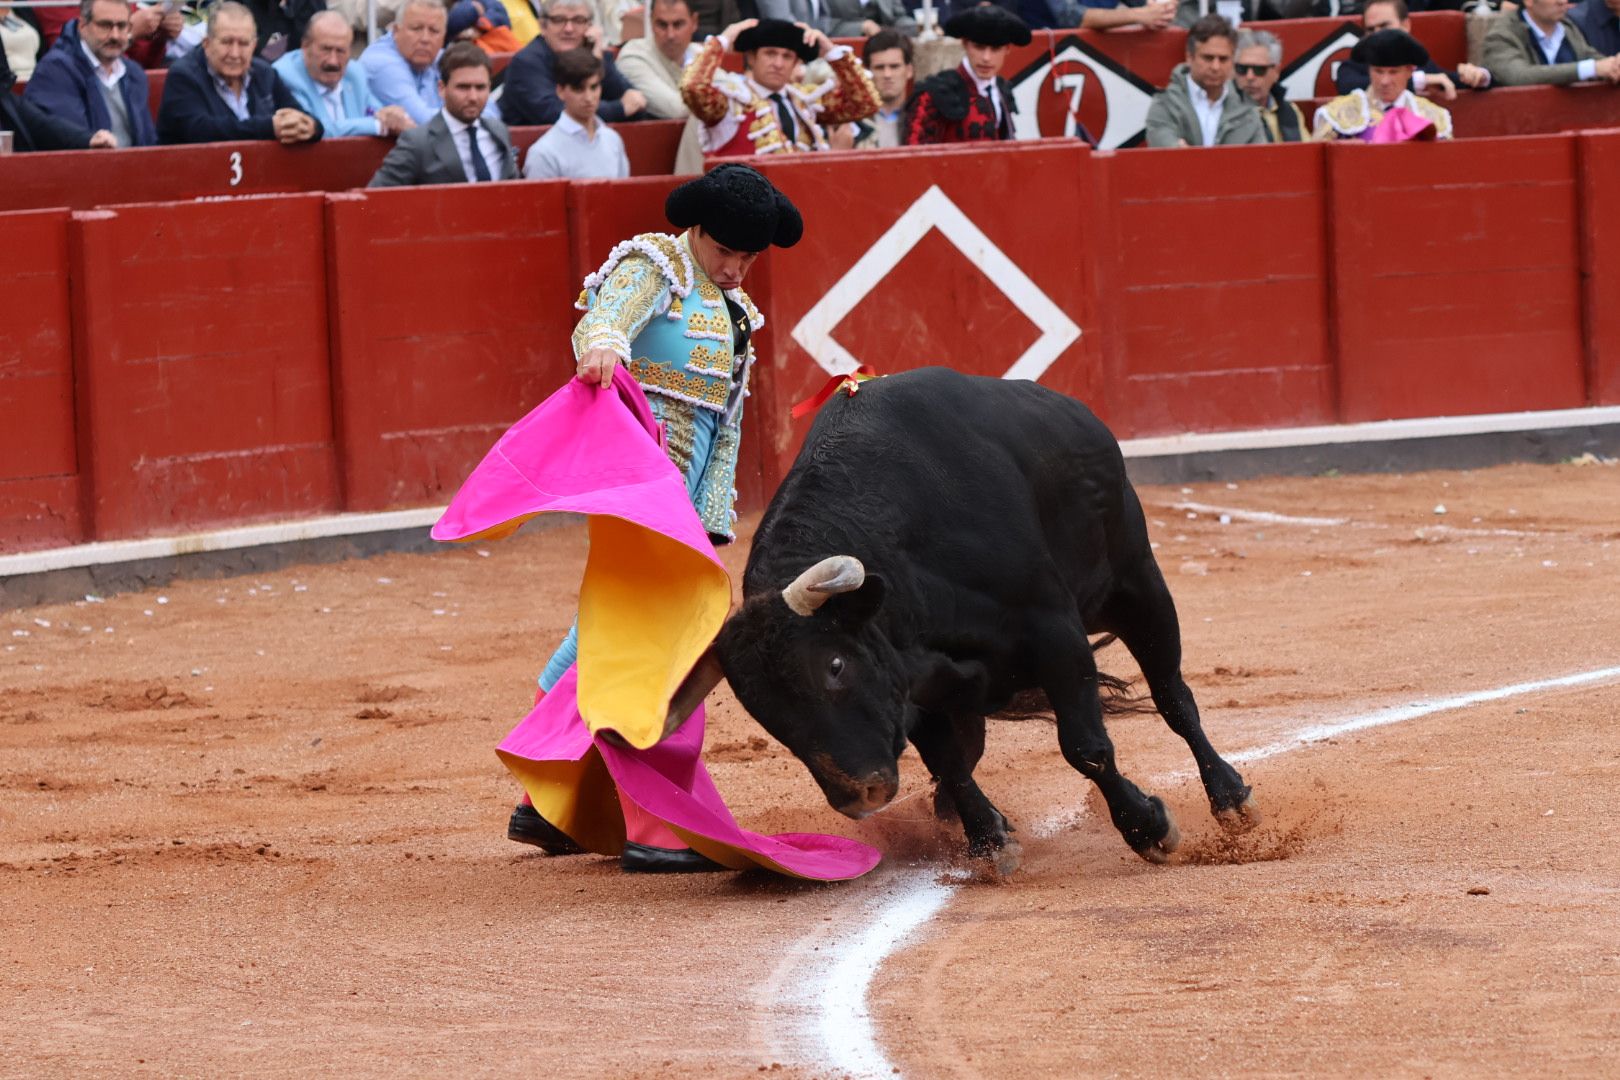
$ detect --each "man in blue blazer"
[23,0,157,148]
[157,0,323,145]
[272,10,414,137]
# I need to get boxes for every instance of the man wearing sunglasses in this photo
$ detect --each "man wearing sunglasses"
[501,0,647,124]
[1233,28,1304,142]
[23,0,158,147]
[1144,14,1266,147]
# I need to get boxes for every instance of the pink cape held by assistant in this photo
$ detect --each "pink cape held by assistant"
[431,368,881,881]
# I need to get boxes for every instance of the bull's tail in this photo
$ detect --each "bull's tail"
[992,634,1155,720]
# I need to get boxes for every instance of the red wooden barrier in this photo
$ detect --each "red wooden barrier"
[0,120,687,214]
[323,181,577,510]
[1580,129,1620,406]
[1090,141,1334,438]
[0,209,84,552]
[1328,133,1586,422]
[564,174,685,288]
[749,141,1100,489]
[70,195,340,539]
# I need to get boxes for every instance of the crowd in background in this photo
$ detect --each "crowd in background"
[3,0,1619,165]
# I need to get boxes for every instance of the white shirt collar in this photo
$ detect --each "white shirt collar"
[959,58,996,98]
[555,112,596,140]
[748,74,789,100]
[441,107,474,134]
[1186,73,1228,108]
[80,38,126,87]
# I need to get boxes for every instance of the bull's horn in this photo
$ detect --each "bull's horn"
[662,646,725,741]
[782,555,866,617]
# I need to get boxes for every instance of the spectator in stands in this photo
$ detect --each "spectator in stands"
[522,47,629,175]
[157,1,324,143]
[757,0,916,37]
[2,3,42,81]
[1483,0,1620,85]
[501,0,646,124]
[1144,14,1265,147]
[1071,0,1177,32]
[1571,0,1620,56]
[243,0,325,60]
[496,0,543,43]
[685,0,740,38]
[3,37,109,149]
[447,0,526,52]
[360,0,448,125]
[615,0,704,171]
[1233,28,1304,142]
[1313,28,1452,139]
[274,10,415,134]
[369,41,516,182]
[856,28,910,147]
[682,17,879,154]
[903,5,1025,143]
[23,0,158,147]
[35,1,177,70]
[1336,0,1490,96]
[1171,0,1303,30]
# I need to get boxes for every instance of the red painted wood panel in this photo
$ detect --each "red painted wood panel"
[1094,141,1334,437]
[0,121,687,214]
[324,181,577,510]
[0,209,83,552]
[751,141,1101,491]
[70,195,339,539]
[1329,134,1586,422]
[1580,130,1620,406]
[565,174,687,286]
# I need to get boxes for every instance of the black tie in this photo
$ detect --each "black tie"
[467,122,493,182]
[770,92,797,147]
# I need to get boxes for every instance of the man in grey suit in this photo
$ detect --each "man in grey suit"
[756,0,916,38]
[1481,0,1620,86]
[369,43,518,187]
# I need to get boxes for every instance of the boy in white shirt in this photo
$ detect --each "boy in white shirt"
[522,47,630,179]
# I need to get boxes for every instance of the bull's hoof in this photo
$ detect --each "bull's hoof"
[989,837,1023,877]
[933,783,960,824]
[1215,794,1262,835]
[1132,806,1181,865]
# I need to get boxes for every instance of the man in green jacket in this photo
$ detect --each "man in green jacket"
[1144,14,1267,147]
[1481,0,1620,86]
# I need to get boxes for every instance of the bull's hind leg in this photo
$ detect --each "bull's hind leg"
[911,712,1020,874]
[1039,618,1180,863]
[1104,559,1258,833]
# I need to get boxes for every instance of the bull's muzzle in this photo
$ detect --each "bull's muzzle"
[831,771,901,820]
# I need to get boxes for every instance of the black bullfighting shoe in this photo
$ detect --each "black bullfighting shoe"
[620,841,727,873]
[507,802,585,855]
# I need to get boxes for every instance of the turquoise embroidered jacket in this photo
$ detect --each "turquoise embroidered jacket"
[572,232,764,542]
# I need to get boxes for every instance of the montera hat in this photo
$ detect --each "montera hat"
[665,164,804,253]
[1350,28,1430,69]
[733,18,819,62]
[943,4,1032,47]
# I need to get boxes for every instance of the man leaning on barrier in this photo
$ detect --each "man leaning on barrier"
[156,1,323,145]
[1482,0,1620,87]
[274,11,416,136]
[359,0,450,125]
[23,0,157,148]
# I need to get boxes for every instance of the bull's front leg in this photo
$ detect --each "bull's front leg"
[910,712,1021,875]
[1038,617,1180,864]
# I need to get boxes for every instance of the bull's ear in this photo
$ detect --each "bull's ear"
[823,574,886,628]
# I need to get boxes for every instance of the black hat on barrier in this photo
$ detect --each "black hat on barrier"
[733,18,819,62]
[665,163,804,253]
[1350,28,1430,69]
[943,4,1032,47]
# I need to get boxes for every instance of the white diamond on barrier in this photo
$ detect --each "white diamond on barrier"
[790,186,1080,383]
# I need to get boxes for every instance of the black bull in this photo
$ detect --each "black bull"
[672,368,1258,871]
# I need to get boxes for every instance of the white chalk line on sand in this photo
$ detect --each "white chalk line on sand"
[1167,501,1550,539]
[784,662,1620,1080]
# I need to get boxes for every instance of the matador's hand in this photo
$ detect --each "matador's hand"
[577,347,621,388]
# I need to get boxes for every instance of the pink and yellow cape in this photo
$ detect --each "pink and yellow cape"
[432,369,880,882]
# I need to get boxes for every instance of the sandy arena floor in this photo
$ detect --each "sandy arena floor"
[3,461,1618,1078]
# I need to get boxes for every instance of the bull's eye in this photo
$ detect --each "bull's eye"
[829,657,845,678]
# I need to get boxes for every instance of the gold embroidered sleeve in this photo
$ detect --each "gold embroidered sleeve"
[572,255,668,361]
[680,37,730,126]
[816,50,881,126]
